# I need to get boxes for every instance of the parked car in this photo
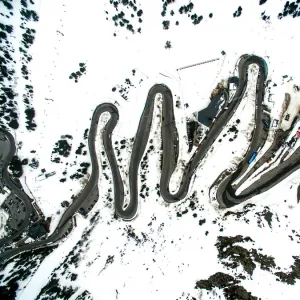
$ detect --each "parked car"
[262,119,269,128]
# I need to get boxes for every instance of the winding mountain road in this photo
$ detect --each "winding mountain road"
[0,54,295,263]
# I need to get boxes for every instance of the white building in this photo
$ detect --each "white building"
[281,84,300,131]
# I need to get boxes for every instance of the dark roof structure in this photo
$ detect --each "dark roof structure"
[28,222,47,239]
[197,94,224,127]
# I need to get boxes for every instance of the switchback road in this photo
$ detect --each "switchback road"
[1,54,294,264]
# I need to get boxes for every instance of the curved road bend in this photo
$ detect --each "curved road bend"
[0,54,269,262]
[216,144,300,208]
[215,60,300,208]
[0,104,119,261]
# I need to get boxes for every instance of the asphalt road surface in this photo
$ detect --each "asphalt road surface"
[215,58,300,208]
[1,54,293,264]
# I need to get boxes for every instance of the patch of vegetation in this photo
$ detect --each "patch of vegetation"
[8,156,23,178]
[0,1,39,131]
[35,278,77,300]
[75,290,92,300]
[20,8,39,22]
[83,128,89,140]
[21,28,35,48]
[23,84,37,130]
[106,0,143,34]
[162,20,170,29]
[51,136,72,162]
[196,272,239,290]
[196,272,258,299]
[233,6,242,18]
[278,1,300,19]
[125,225,148,245]
[261,10,270,21]
[69,63,86,83]
[70,162,90,180]
[0,246,56,297]
[1,0,13,10]
[259,0,268,5]
[177,2,204,25]
[223,285,258,300]
[75,142,86,155]
[179,2,194,14]
[0,280,19,299]
[112,76,135,101]
[161,0,175,17]
[35,215,101,299]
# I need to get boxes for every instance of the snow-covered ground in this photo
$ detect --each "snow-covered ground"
[1,0,300,299]
[281,82,300,131]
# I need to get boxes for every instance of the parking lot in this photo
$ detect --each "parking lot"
[1,194,26,232]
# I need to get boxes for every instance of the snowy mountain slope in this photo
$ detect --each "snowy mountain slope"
[1,0,300,299]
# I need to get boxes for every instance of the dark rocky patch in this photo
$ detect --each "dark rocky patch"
[196,272,239,290]
[255,206,274,228]
[196,272,258,299]
[222,203,256,224]
[216,235,276,275]
[275,256,300,285]
[223,285,258,300]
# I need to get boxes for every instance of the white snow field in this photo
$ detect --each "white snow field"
[1,0,300,299]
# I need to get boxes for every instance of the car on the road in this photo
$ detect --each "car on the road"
[262,119,269,128]
[272,119,279,128]
[285,114,290,121]
[79,207,87,216]
[248,152,257,164]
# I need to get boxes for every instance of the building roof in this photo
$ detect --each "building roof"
[28,223,47,239]
[197,94,223,127]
